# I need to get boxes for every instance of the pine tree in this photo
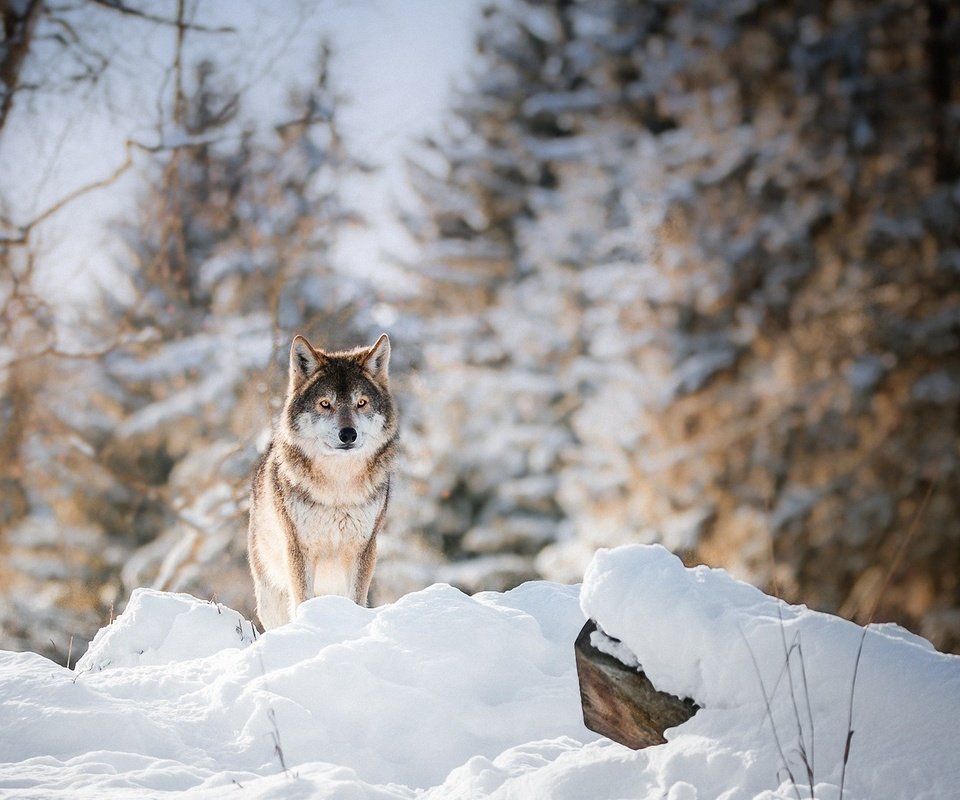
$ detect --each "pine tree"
[82,50,372,625]
[407,0,960,649]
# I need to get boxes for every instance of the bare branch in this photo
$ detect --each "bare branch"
[0,128,278,246]
[172,0,186,127]
[42,13,111,76]
[0,0,44,133]
[0,139,138,245]
[0,336,144,372]
[86,0,236,34]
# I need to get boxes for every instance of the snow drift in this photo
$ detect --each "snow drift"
[0,545,957,799]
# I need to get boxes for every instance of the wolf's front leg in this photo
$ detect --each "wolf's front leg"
[354,535,377,607]
[285,535,309,621]
[256,582,293,630]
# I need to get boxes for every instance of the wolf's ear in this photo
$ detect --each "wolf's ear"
[362,333,391,383]
[289,335,324,389]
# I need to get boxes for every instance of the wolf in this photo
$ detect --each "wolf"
[247,333,398,630]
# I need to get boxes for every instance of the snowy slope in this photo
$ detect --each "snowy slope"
[1,546,958,799]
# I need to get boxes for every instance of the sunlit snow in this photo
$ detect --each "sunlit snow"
[1,545,957,799]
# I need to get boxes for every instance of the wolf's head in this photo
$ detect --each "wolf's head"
[282,333,397,459]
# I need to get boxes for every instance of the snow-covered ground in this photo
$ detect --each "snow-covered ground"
[1,545,957,799]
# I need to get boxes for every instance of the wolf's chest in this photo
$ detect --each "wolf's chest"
[289,498,379,553]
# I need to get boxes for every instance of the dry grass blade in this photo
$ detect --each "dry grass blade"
[738,623,802,800]
[268,708,289,774]
[795,637,815,793]
[776,606,815,798]
[838,480,937,799]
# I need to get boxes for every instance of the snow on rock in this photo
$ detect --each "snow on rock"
[580,545,960,800]
[1,547,959,799]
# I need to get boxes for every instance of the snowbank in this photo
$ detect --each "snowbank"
[580,546,960,800]
[0,582,589,798]
[0,545,958,799]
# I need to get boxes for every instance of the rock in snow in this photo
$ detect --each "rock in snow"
[575,619,699,749]
[0,545,958,799]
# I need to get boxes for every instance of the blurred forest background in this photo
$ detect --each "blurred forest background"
[1,0,959,663]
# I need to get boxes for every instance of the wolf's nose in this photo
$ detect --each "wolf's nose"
[339,427,358,444]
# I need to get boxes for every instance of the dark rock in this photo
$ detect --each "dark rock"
[575,620,699,749]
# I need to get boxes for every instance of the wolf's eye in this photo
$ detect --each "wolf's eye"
[356,397,368,409]
[319,399,331,409]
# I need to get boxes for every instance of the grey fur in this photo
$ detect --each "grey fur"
[247,334,398,629]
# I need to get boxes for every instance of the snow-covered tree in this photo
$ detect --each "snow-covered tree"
[93,51,377,618]
[0,47,382,658]
[0,232,129,658]
[406,0,960,649]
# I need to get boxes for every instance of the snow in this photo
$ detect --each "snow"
[0,581,588,798]
[589,628,640,669]
[76,589,258,671]
[1,0,487,305]
[581,546,960,800]
[2,545,959,799]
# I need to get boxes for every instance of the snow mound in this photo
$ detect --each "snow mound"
[1,546,958,799]
[580,545,960,800]
[76,588,258,671]
[0,581,590,797]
